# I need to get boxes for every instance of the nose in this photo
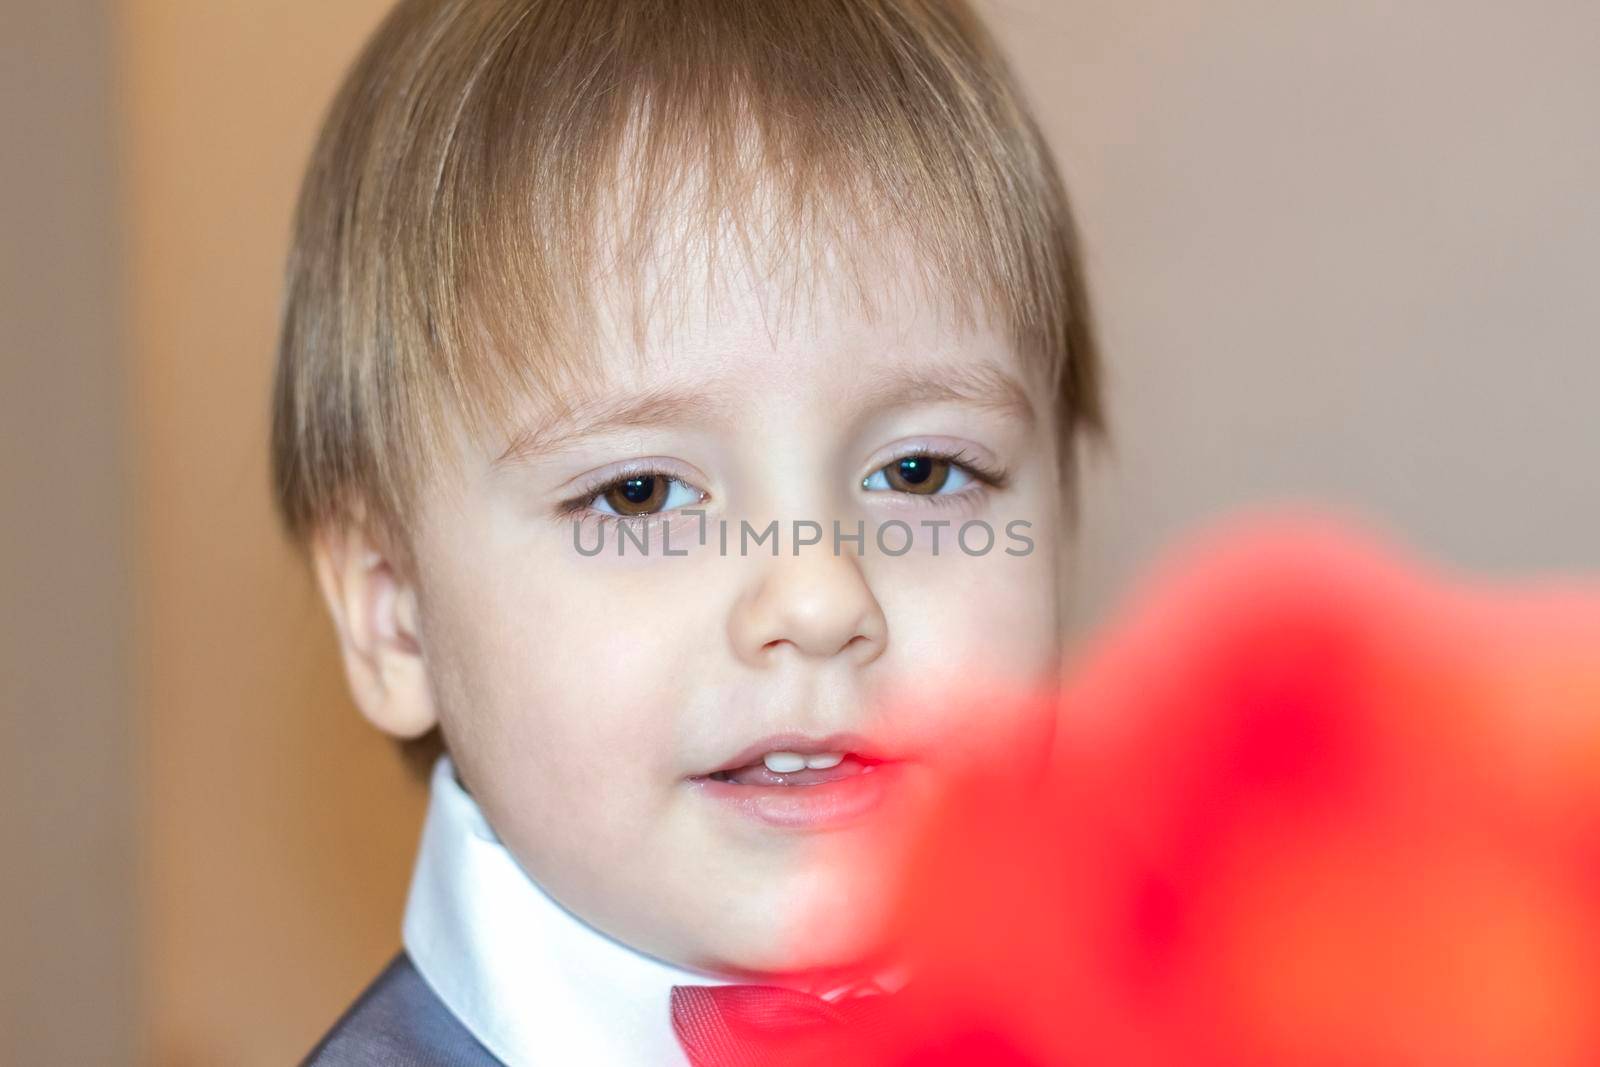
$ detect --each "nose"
[729,540,889,667]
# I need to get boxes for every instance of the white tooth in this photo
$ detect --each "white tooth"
[804,752,844,769]
[763,751,807,773]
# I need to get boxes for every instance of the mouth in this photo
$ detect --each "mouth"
[687,732,907,831]
[688,732,902,788]
[700,752,890,787]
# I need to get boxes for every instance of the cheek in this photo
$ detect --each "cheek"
[419,564,687,811]
[874,546,1064,765]
[887,545,1062,677]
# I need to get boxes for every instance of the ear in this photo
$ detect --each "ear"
[310,524,438,739]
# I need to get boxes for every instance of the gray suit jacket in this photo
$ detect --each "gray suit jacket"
[302,951,504,1066]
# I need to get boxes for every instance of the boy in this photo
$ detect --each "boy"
[274,0,1103,1063]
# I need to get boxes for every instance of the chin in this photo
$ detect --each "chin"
[697,869,899,977]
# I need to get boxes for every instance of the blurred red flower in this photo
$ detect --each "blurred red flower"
[783,512,1600,1067]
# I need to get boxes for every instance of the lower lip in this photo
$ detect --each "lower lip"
[688,762,906,831]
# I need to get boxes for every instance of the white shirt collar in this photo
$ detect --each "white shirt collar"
[402,754,740,1066]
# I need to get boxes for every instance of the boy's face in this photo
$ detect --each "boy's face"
[330,256,1069,977]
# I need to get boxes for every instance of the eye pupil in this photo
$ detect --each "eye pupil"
[884,455,951,495]
[897,457,931,484]
[604,475,667,515]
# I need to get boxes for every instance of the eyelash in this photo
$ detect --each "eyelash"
[873,447,1011,494]
[557,448,1010,528]
[556,466,706,528]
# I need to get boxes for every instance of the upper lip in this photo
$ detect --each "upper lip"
[696,731,899,777]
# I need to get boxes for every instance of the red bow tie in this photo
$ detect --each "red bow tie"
[669,982,898,1067]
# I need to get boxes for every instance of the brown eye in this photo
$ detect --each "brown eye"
[602,475,668,516]
[882,455,951,495]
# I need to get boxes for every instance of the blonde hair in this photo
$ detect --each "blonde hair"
[271,0,1104,565]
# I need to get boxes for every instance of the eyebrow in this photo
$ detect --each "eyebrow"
[490,360,1037,469]
[855,362,1038,430]
[492,385,737,467]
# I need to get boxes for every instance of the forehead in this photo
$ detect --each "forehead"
[488,229,1043,464]
[618,231,1018,380]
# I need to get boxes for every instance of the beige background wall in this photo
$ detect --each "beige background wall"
[2,1,1596,1063]
[2,2,134,1064]
[994,0,1600,632]
[119,4,416,1064]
